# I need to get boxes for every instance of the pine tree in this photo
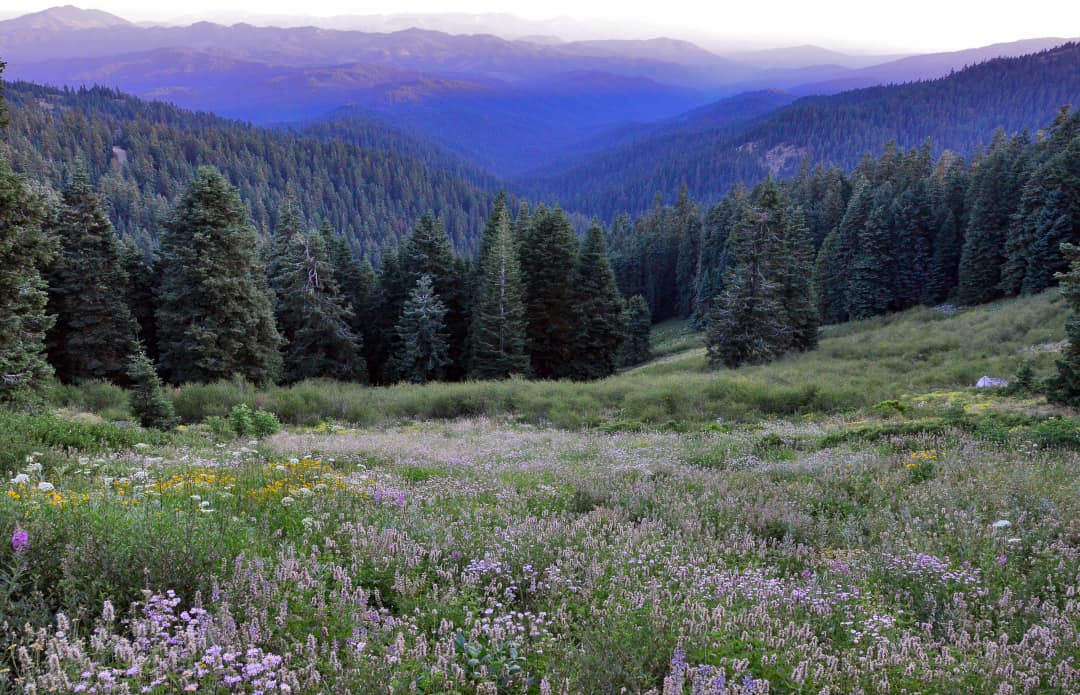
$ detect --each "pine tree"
[816,178,872,324]
[0,63,56,404]
[1049,243,1080,405]
[45,168,138,384]
[618,294,652,367]
[121,238,160,361]
[705,205,790,368]
[269,211,364,384]
[156,167,282,385]
[127,348,175,430]
[367,242,409,384]
[673,184,703,318]
[393,275,450,384]
[519,207,581,379]
[400,214,467,379]
[779,205,820,351]
[956,131,1029,305]
[467,193,528,379]
[846,185,896,320]
[572,222,626,380]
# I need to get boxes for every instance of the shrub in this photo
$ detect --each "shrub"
[228,403,255,436]
[127,352,176,430]
[251,409,281,437]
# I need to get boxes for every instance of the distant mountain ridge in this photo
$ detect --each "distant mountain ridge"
[519,42,1080,218]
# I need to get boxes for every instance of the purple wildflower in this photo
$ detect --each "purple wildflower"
[11,525,28,553]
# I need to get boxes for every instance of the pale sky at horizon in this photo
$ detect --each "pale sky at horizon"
[3,0,1079,53]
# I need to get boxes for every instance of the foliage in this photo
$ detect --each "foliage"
[127,350,176,430]
[155,167,282,385]
[44,167,138,384]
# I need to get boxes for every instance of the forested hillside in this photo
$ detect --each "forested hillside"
[0,81,495,257]
[525,42,1080,218]
[607,106,1080,350]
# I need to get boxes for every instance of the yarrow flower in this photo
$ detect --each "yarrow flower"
[12,525,29,553]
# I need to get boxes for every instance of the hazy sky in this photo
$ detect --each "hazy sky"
[5,0,1079,52]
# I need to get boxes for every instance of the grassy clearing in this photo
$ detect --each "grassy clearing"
[141,290,1068,429]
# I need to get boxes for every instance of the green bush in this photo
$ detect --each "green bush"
[251,409,281,437]
[47,379,129,415]
[229,403,255,436]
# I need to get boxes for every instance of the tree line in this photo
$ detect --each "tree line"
[605,106,1078,366]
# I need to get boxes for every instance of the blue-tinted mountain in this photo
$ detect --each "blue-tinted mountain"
[519,42,1080,218]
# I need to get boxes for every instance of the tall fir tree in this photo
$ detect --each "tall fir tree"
[393,274,451,384]
[1050,243,1080,405]
[846,185,896,320]
[956,130,1029,305]
[269,205,364,383]
[45,168,138,384]
[571,222,626,380]
[156,166,282,385]
[121,238,160,361]
[816,177,873,324]
[467,193,528,379]
[519,206,582,379]
[705,205,791,368]
[778,205,820,351]
[368,242,410,384]
[617,294,652,368]
[0,62,56,403]
[400,214,468,379]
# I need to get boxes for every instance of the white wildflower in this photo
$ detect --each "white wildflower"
[10,473,30,484]
[37,481,55,492]
[991,520,1012,529]
[281,496,295,507]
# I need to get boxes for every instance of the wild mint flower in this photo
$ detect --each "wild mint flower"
[12,525,28,552]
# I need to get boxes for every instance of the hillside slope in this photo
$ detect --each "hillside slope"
[521,42,1080,218]
[0,81,496,257]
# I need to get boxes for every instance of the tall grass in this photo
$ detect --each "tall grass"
[67,290,1072,429]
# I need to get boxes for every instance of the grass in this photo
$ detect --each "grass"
[5,412,1080,692]
[3,287,1080,691]
[152,289,1068,429]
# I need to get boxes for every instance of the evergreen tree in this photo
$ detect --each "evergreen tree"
[956,131,1029,305]
[519,207,581,379]
[367,242,409,384]
[0,63,56,404]
[121,239,160,361]
[814,229,848,325]
[673,184,703,318]
[779,205,820,351]
[467,193,528,379]
[269,211,364,383]
[817,177,872,323]
[393,275,450,384]
[156,166,281,385]
[617,294,652,367]
[846,185,896,320]
[400,214,468,379]
[45,168,138,384]
[1049,243,1080,405]
[127,348,175,430]
[572,222,626,380]
[705,205,790,368]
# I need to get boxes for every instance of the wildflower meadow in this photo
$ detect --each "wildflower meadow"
[3,294,1080,693]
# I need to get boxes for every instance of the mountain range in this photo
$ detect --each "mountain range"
[1,6,1078,230]
[2,6,1075,177]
